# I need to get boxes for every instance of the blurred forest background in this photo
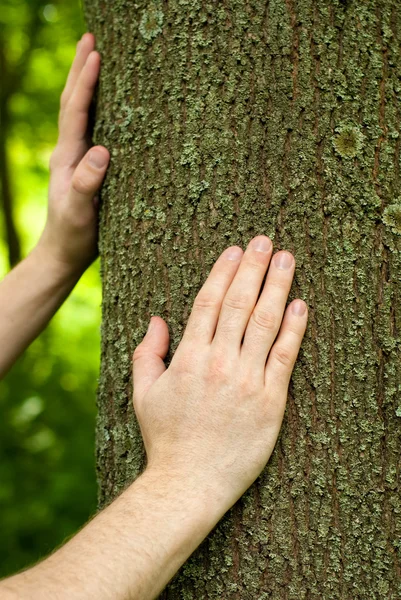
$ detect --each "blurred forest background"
[0,0,100,577]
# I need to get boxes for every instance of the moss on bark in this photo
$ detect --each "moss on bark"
[85,1,401,597]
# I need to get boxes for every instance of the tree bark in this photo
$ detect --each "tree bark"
[85,1,401,597]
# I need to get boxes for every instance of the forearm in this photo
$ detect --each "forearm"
[1,468,229,600]
[0,35,110,378]
[0,245,81,377]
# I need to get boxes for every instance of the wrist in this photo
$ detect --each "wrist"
[120,465,229,589]
[29,243,83,290]
[31,240,85,287]
[138,464,234,529]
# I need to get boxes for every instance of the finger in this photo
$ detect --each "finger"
[69,146,109,208]
[264,299,308,408]
[60,33,95,112]
[59,50,100,146]
[132,317,170,406]
[213,236,273,349]
[181,246,244,345]
[241,250,295,369]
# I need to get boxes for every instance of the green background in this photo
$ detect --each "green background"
[0,0,100,577]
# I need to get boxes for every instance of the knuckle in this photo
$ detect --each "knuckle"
[223,293,250,312]
[271,345,294,368]
[251,308,277,332]
[132,344,147,363]
[65,101,85,120]
[169,347,196,375]
[193,292,218,310]
[72,171,95,195]
[207,351,230,382]
[285,323,304,337]
[240,371,260,396]
[244,256,267,270]
[269,278,290,291]
[49,150,60,171]
[60,90,68,108]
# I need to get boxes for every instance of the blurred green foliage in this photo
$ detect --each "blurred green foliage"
[0,0,101,578]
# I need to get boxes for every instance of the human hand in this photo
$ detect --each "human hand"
[132,236,308,511]
[37,33,109,277]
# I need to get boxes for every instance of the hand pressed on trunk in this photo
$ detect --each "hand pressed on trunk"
[37,33,110,277]
[133,236,308,509]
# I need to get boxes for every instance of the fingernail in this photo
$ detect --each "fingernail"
[292,300,307,316]
[147,318,155,333]
[250,236,272,253]
[88,149,108,169]
[274,251,293,270]
[225,247,243,261]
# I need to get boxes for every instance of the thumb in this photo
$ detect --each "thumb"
[132,317,170,405]
[69,146,109,208]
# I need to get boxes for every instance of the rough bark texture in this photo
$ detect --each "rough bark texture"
[85,1,401,597]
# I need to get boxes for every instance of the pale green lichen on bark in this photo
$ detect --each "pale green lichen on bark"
[383,200,401,235]
[332,123,364,158]
[84,0,401,597]
[139,1,164,42]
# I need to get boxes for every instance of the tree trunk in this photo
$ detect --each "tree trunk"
[85,1,401,597]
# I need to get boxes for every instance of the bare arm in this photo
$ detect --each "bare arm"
[1,237,308,599]
[0,247,80,375]
[0,34,109,378]
[2,469,226,600]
